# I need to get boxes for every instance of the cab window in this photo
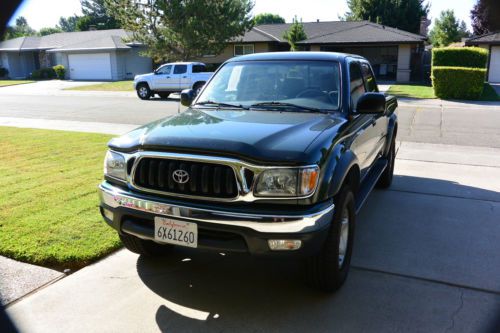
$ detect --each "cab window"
[361,62,378,92]
[173,65,187,74]
[156,65,171,75]
[349,62,366,109]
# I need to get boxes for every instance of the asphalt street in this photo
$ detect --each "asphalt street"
[1,83,500,332]
[1,85,500,147]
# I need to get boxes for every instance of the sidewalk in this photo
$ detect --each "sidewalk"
[0,117,140,135]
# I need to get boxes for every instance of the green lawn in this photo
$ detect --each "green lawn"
[0,127,121,270]
[387,83,499,101]
[66,80,134,91]
[0,80,35,87]
[386,84,436,99]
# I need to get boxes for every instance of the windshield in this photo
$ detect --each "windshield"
[196,61,341,111]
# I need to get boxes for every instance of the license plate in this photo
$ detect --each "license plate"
[154,217,198,248]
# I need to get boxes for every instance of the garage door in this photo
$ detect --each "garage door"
[489,46,500,83]
[68,53,112,80]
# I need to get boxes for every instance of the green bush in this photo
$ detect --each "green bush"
[432,66,486,100]
[432,47,488,68]
[53,65,66,79]
[31,67,56,80]
[0,67,8,77]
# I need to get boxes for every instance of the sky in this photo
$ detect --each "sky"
[9,0,477,31]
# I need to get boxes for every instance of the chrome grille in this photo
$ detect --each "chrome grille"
[133,157,238,199]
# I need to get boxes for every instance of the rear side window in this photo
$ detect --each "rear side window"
[173,65,187,74]
[192,65,206,73]
[361,63,378,92]
[349,62,366,109]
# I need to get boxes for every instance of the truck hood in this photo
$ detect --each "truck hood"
[134,73,153,81]
[109,108,345,164]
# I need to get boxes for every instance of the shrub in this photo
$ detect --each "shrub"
[31,67,56,80]
[432,66,486,100]
[53,65,66,79]
[432,47,488,69]
[0,67,8,77]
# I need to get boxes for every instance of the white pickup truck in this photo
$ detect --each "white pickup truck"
[133,62,213,100]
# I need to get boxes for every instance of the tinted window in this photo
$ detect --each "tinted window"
[349,62,366,109]
[192,65,206,73]
[197,60,341,111]
[156,65,171,75]
[173,65,187,74]
[361,63,378,92]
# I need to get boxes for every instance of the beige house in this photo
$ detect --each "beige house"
[466,32,500,83]
[199,21,426,83]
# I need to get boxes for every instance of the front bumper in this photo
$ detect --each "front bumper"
[99,182,334,255]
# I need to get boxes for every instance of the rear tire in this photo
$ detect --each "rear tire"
[119,233,173,256]
[306,185,356,292]
[136,83,151,100]
[158,92,170,99]
[376,135,396,189]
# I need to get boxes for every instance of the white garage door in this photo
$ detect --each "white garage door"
[489,46,500,83]
[68,53,112,80]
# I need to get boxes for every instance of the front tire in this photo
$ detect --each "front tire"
[136,83,152,100]
[306,185,356,292]
[119,233,173,256]
[193,82,205,96]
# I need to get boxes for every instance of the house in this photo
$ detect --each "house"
[198,21,427,82]
[0,21,425,82]
[466,32,500,83]
[0,29,152,80]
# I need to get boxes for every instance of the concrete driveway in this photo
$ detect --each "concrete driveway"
[5,142,500,332]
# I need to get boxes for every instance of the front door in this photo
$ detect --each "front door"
[348,61,381,180]
[151,64,172,90]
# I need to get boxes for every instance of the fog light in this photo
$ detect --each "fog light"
[102,208,114,221]
[268,239,302,251]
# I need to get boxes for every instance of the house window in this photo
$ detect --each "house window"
[234,44,254,56]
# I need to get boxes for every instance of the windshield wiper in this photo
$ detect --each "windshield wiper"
[250,101,327,113]
[193,100,248,109]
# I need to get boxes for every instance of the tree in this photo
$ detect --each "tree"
[3,16,36,40]
[471,0,500,35]
[254,13,285,25]
[429,10,470,47]
[76,0,120,31]
[58,16,80,32]
[343,0,430,34]
[105,0,254,62]
[38,27,63,36]
[283,16,307,51]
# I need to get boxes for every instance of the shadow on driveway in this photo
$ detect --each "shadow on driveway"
[133,174,500,332]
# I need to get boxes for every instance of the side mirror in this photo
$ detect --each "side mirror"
[356,92,386,114]
[180,89,195,107]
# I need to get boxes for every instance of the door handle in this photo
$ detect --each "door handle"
[182,76,187,78]
[166,76,170,79]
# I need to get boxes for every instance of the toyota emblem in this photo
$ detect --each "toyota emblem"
[172,169,189,184]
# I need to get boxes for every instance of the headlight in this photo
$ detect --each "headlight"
[254,166,319,197]
[104,151,127,181]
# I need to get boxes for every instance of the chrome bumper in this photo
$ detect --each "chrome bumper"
[99,182,334,234]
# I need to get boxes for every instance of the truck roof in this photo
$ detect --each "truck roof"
[225,51,366,63]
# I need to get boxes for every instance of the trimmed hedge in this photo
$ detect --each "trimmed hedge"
[53,65,66,79]
[31,67,56,80]
[0,67,8,77]
[432,47,488,68]
[432,66,486,100]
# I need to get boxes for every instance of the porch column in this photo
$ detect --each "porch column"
[396,44,411,82]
